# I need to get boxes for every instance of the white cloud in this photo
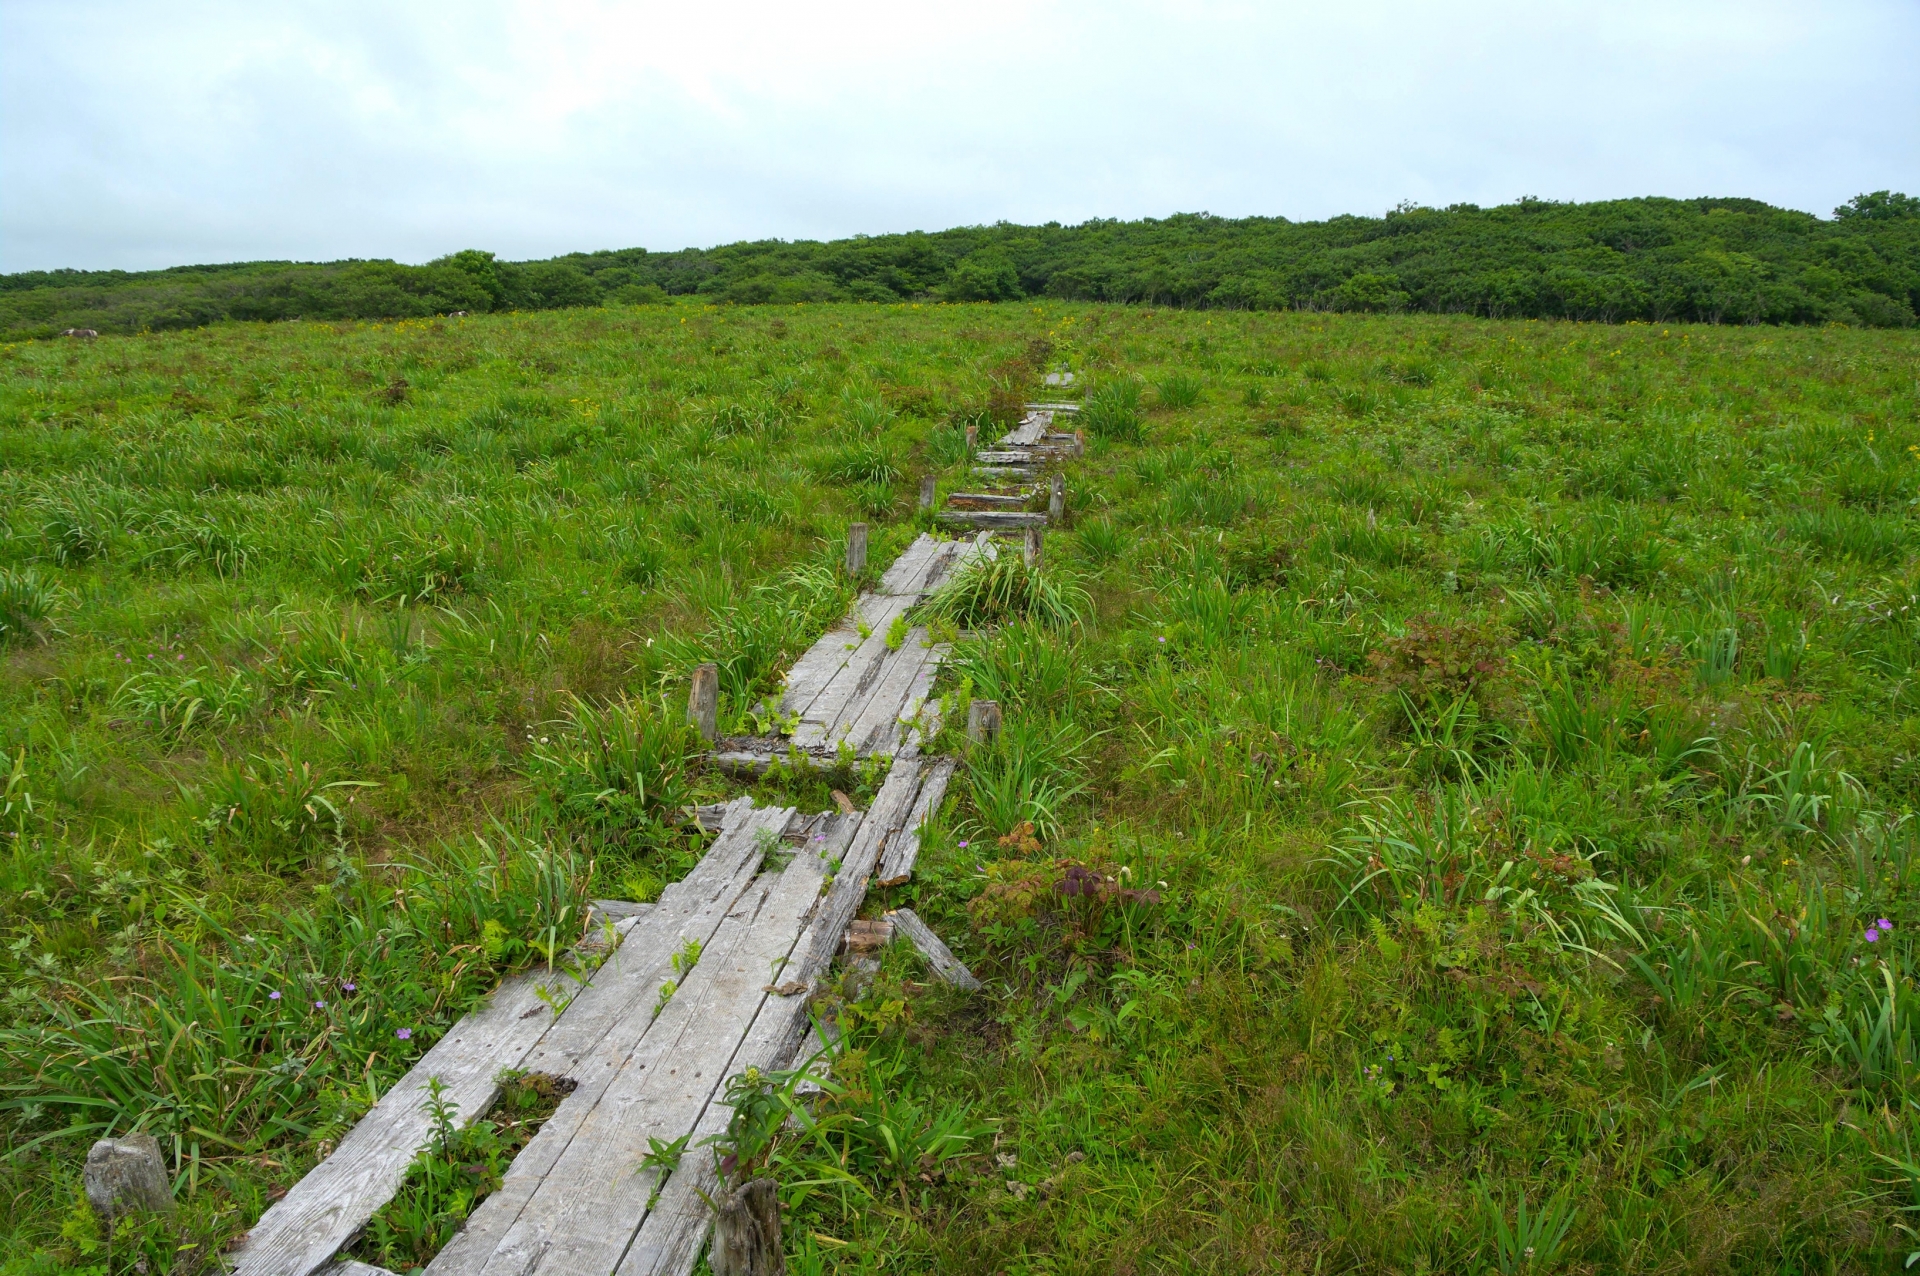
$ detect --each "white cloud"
[2,0,1915,271]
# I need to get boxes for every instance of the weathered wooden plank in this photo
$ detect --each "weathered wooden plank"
[1025,402,1081,413]
[231,970,569,1276]
[322,1262,400,1276]
[971,465,1039,481]
[778,594,912,723]
[874,533,943,596]
[589,900,654,926]
[614,805,883,1274]
[876,757,956,885]
[829,633,939,756]
[936,510,1050,529]
[491,824,837,1276]
[421,805,786,1276]
[787,597,917,748]
[944,492,1033,509]
[998,412,1051,447]
[888,908,983,990]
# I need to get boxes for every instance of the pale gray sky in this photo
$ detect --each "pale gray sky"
[3,0,1915,273]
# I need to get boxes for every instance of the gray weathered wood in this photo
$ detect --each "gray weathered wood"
[688,664,719,742]
[787,597,915,748]
[845,523,868,576]
[918,474,935,509]
[1025,402,1080,413]
[888,909,982,991]
[876,757,956,885]
[589,899,655,925]
[85,1134,173,1219]
[421,806,784,1276]
[617,788,905,1276]
[231,967,572,1276]
[479,822,833,1276]
[1024,526,1044,568]
[779,594,911,723]
[964,423,978,450]
[944,492,1032,509]
[709,1176,784,1275]
[971,464,1039,481]
[998,412,1051,447]
[831,634,938,756]
[936,510,1049,530]
[322,1263,400,1276]
[1048,474,1064,522]
[877,533,957,597]
[968,699,1002,744]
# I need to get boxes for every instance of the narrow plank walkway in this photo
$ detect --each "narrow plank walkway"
[945,405,1079,527]
[235,435,1086,1275]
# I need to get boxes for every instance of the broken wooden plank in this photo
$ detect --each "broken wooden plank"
[1025,402,1080,413]
[888,908,983,991]
[876,757,956,886]
[420,804,787,1276]
[936,510,1050,530]
[473,820,837,1276]
[323,1262,400,1276]
[589,899,654,926]
[616,791,904,1276]
[230,969,571,1276]
[998,413,1051,447]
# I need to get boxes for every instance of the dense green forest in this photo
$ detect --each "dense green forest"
[4,191,1917,339]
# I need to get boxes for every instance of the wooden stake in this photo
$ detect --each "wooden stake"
[1048,474,1064,522]
[688,663,719,742]
[964,424,978,452]
[967,699,1002,744]
[846,522,868,576]
[1023,526,1044,570]
[919,474,936,509]
[710,1176,784,1276]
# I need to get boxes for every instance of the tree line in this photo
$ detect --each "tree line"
[5,192,1915,338]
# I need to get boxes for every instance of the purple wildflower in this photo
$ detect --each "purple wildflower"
[342,982,356,992]
[268,990,282,1000]
[958,840,969,848]
[1867,930,1881,943]
[314,1000,326,1009]
[1156,636,1167,644]
[396,1027,412,1040]
[1879,919,1894,931]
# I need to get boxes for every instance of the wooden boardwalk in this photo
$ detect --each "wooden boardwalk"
[233,407,1076,1276]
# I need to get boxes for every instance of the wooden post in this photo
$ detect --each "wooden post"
[964,424,978,452]
[1023,526,1044,570]
[846,522,868,576]
[1074,429,1085,456]
[919,474,936,510]
[967,699,1002,744]
[1048,474,1064,522]
[688,662,719,742]
[710,1176,784,1276]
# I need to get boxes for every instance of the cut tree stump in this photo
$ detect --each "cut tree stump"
[709,1177,784,1276]
[85,1134,173,1219]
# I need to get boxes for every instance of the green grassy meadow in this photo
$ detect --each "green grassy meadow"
[4,301,1920,1272]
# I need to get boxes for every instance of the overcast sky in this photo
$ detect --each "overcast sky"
[3,0,1915,273]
